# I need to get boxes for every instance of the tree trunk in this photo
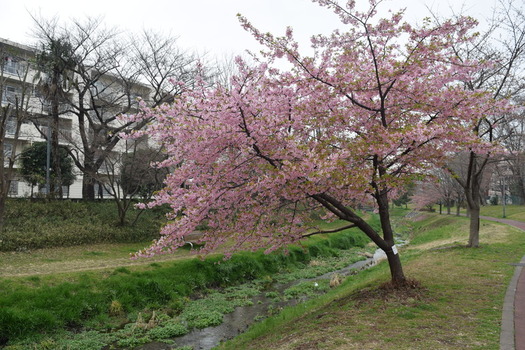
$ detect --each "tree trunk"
[386,250,405,286]
[376,189,407,285]
[51,115,63,198]
[465,158,482,247]
[0,194,6,233]
[51,71,63,199]
[313,191,407,286]
[468,206,480,247]
[82,172,96,200]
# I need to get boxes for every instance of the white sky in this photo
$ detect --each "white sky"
[0,0,498,58]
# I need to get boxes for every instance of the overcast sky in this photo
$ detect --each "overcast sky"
[0,0,498,58]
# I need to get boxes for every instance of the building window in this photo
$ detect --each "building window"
[5,117,16,135]
[8,180,18,196]
[3,142,13,166]
[59,119,72,141]
[4,57,19,75]
[2,85,20,104]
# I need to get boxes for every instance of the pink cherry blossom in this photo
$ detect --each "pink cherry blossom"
[127,1,511,285]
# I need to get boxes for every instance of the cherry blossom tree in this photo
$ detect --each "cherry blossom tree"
[411,168,464,214]
[131,0,508,286]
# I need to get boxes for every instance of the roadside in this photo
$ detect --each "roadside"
[475,215,525,350]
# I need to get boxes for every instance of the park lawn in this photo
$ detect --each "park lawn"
[0,242,200,277]
[218,213,525,350]
[455,204,525,222]
[479,205,525,222]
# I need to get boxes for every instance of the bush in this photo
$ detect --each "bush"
[0,199,165,251]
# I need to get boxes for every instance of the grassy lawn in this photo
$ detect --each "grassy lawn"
[1,204,524,349]
[479,205,525,221]
[0,242,198,277]
[218,213,525,350]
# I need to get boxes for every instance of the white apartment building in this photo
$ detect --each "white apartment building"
[1,37,152,199]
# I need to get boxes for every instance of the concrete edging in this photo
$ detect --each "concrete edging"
[500,255,525,350]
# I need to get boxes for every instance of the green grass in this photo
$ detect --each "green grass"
[0,223,368,347]
[0,199,167,251]
[3,203,522,349]
[218,212,525,350]
[479,205,525,221]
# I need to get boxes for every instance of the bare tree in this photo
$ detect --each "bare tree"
[130,30,198,104]
[0,40,34,230]
[499,100,525,204]
[99,138,168,225]
[411,168,465,215]
[432,0,525,246]
[30,17,199,200]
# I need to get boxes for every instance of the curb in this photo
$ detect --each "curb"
[501,255,525,350]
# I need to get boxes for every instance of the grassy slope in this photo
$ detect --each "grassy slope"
[218,213,525,350]
[0,199,166,251]
[0,223,370,346]
[479,204,525,221]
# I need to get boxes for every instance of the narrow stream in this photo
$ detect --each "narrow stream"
[135,249,387,350]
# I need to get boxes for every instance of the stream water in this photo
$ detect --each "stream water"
[134,249,388,350]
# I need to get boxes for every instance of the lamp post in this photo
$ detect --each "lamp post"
[45,118,51,196]
[502,175,506,219]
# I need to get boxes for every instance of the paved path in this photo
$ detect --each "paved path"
[478,216,525,350]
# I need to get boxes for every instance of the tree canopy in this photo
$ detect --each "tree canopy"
[130,0,509,285]
[19,142,76,192]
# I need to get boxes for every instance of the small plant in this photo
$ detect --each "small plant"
[147,322,189,340]
[330,273,342,288]
[308,259,324,267]
[109,300,123,316]
[116,335,151,348]
[264,291,279,299]
[283,280,329,300]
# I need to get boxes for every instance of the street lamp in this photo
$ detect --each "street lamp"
[45,119,51,195]
[502,175,506,218]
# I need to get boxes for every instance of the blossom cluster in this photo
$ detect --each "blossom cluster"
[129,0,510,259]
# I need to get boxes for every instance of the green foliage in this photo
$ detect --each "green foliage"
[0,229,368,344]
[283,280,330,299]
[0,199,165,251]
[116,335,151,348]
[18,142,76,189]
[53,331,114,350]
[147,322,189,340]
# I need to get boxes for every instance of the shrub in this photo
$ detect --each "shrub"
[0,199,165,251]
